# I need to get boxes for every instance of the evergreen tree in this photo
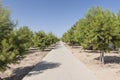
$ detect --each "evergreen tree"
[62,6,120,64]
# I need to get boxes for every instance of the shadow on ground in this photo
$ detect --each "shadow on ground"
[3,61,61,80]
[95,56,120,64]
[2,66,34,80]
[27,61,61,76]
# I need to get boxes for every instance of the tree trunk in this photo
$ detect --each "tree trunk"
[101,51,104,64]
[100,51,104,64]
[100,51,102,62]
[118,48,120,56]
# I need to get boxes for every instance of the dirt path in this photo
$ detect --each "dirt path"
[22,42,98,80]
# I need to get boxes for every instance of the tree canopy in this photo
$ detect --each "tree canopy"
[0,3,59,70]
[62,6,120,64]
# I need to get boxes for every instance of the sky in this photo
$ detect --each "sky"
[2,0,120,37]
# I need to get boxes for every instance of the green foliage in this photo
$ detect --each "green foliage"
[62,25,77,45]
[46,32,59,46]
[0,2,59,70]
[62,6,120,51]
[16,26,33,49]
[0,3,15,69]
[33,31,59,50]
[62,6,120,63]
[0,26,33,69]
[33,31,47,50]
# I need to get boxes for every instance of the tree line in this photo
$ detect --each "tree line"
[0,3,59,70]
[62,6,120,64]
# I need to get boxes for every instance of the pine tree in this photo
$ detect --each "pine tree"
[62,6,120,64]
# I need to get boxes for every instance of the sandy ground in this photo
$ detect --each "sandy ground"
[0,49,49,80]
[65,44,120,80]
[23,42,98,80]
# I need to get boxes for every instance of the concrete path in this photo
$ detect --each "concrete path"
[22,42,98,80]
